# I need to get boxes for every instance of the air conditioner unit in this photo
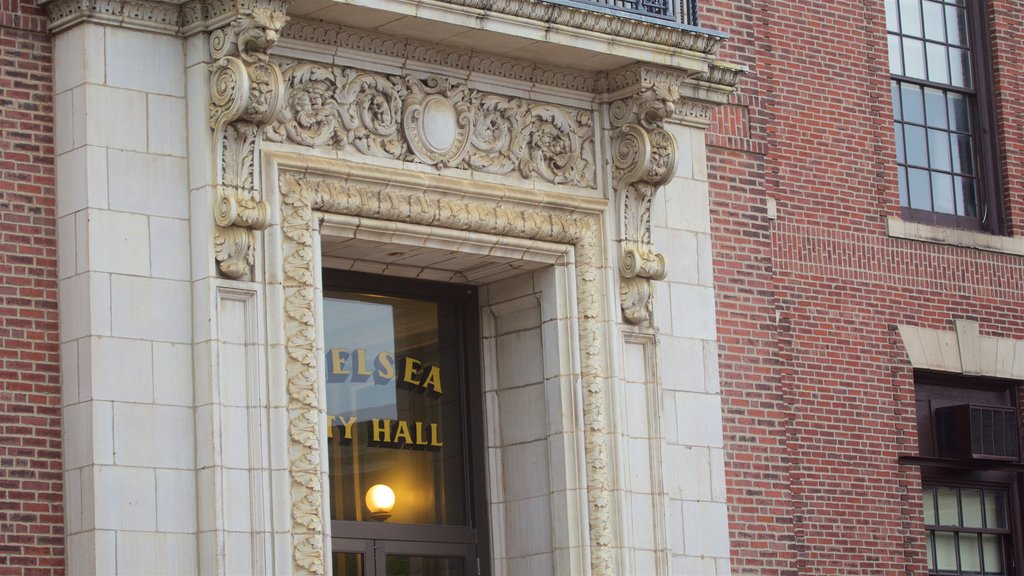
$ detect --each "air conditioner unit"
[935,404,1020,462]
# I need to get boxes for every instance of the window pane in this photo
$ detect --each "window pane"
[386,555,466,576]
[926,42,949,84]
[900,0,923,36]
[903,38,926,79]
[899,167,909,206]
[932,172,954,213]
[908,167,932,210]
[901,84,925,124]
[894,125,905,163]
[904,125,928,166]
[333,552,364,576]
[935,532,957,570]
[961,533,982,572]
[984,491,1007,529]
[948,92,970,132]
[956,176,977,217]
[982,534,1004,574]
[923,487,937,525]
[951,134,974,175]
[946,5,964,46]
[937,487,960,526]
[889,35,904,75]
[924,88,948,128]
[886,0,899,31]
[962,488,983,528]
[928,129,951,170]
[949,47,971,88]
[922,0,945,40]
[892,82,902,120]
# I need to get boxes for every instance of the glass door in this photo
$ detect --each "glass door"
[323,270,488,576]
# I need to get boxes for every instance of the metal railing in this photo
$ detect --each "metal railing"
[545,0,700,28]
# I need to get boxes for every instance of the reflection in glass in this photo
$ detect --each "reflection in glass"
[904,126,928,167]
[924,88,947,128]
[926,42,948,84]
[900,0,922,36]
[947,93,970,133]
[886,0,899,32]
[901,84,924,124]
[951,134,974,175]
[931,172,954,214]
[895,125,905,164]
[892,82,902,120]
[926,533,935,570]
[928,129,950,171]
[333,553,364,576]
[949,47,971,88]
[908,168,931,210]
[946,5,963,46]
[325,291,468,526]
[903,38,926,79]
[889,35,903,75]
[386,555,465,576]
[922,0,944,41]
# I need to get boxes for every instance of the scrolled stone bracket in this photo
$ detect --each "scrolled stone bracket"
[609,85,678,324]
[209,6,287,279]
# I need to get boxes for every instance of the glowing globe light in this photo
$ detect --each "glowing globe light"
[365,484,396,520]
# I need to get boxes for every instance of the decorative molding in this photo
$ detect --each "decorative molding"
[40,0,183,34]
[435,0,723,53]
[278,168,614,576]
[693,61,747,88]
[263,62,597,188]
[609,85,678,324]
[209,6,288,278]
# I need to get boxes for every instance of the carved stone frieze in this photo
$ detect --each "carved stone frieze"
[279,169,614,576]
[263,63,597,188]
[209,7,288,279]
[610,85,679,324]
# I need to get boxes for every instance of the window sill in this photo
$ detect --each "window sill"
[886,217,1024,257]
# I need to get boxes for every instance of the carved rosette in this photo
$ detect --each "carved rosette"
[610,86,679,324]
[209,7,288,279]
[264,63,597,188]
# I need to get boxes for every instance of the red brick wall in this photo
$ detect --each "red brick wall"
[0,0,63,574]
[703,0,1024,573]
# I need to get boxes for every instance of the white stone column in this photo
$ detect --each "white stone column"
[53,20,197,574]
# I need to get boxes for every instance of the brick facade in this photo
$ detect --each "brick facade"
[704,0,1024,573]
[0,0,63,574]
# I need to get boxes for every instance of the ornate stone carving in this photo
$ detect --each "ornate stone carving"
[209,6,288,278]
[40,0,181,34]
[610,85,679,324]
[264,63,597,188]
[278,169,613,576]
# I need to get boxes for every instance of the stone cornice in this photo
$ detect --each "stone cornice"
[430,0,725,53]
[38,0,290,35]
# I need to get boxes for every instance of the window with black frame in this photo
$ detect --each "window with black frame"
[885,0,1002,232]
[911,373,1022,576]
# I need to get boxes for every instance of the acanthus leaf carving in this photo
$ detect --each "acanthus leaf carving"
[610,85,679,324]
[264,62,597,189]
[209,6,288,280]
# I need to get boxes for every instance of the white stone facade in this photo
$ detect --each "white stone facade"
[45,0,741,573]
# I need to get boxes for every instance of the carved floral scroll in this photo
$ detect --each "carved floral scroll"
[209,6,288,279]
[263,63,597,189]
[610,85,680,324]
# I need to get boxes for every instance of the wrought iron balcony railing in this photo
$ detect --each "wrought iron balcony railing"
[545,0,700,28]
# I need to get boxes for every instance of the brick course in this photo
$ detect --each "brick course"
[0,0,63,574]
[704,0,1024,573]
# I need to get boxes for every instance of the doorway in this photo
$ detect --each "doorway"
[322,270,488,576]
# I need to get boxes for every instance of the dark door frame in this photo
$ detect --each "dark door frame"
[323,269,490,576]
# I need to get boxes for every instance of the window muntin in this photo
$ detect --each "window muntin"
[923,485,1010,575]
[886,0,997,229]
